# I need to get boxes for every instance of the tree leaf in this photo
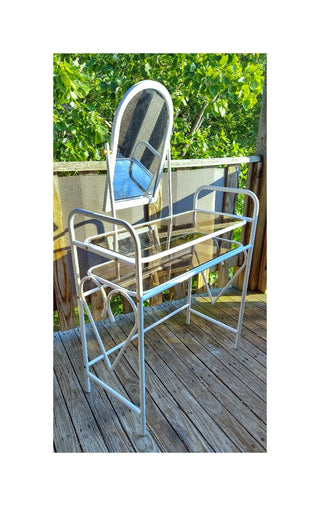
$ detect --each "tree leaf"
[219,54,228,67]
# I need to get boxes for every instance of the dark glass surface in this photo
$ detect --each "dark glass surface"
[89,211,245,295]
[90,236,241,295]
[90,211,244,260]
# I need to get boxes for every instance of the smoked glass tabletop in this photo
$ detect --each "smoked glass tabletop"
[89,233,244,297]
[88,210,245,260]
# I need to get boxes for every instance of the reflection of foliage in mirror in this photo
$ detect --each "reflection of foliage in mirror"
[53,53,266,163]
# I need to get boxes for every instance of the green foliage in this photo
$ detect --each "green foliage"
[53,53,266,162]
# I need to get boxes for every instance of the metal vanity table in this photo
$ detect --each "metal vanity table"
[68,80,259,435]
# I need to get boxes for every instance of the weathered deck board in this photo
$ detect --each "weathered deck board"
[53,372,82,453]
[138,314,265,451]
[98,318,216,451]
[54,289,266,453]
[59,329,162,453]
[147,306,266,436]
[54,332,110,452]
[103,317,237,452]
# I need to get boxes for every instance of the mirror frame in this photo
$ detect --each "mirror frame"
[103,80,174,213]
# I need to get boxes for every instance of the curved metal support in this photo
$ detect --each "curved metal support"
[193,185,259,222]
[80,278,139,372]
[105,289,138,371]
[80,276,112,369]
[211,248,249,306]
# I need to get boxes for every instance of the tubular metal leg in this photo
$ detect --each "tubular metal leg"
[186,277,192,325]
[235,249,253,349]
[78,299,91,392]
[137,301,146,436]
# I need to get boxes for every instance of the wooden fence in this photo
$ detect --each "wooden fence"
[53,155,265,330]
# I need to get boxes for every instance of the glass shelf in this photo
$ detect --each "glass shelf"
[87,210,245,261]
[86,210,246,297]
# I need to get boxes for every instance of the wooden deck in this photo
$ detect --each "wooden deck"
[53,288,266,453]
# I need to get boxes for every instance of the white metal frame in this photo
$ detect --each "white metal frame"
[69,186,259,436]
[68,79,259,436]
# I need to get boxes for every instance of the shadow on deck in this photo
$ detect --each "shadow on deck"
[54,288,266,453]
